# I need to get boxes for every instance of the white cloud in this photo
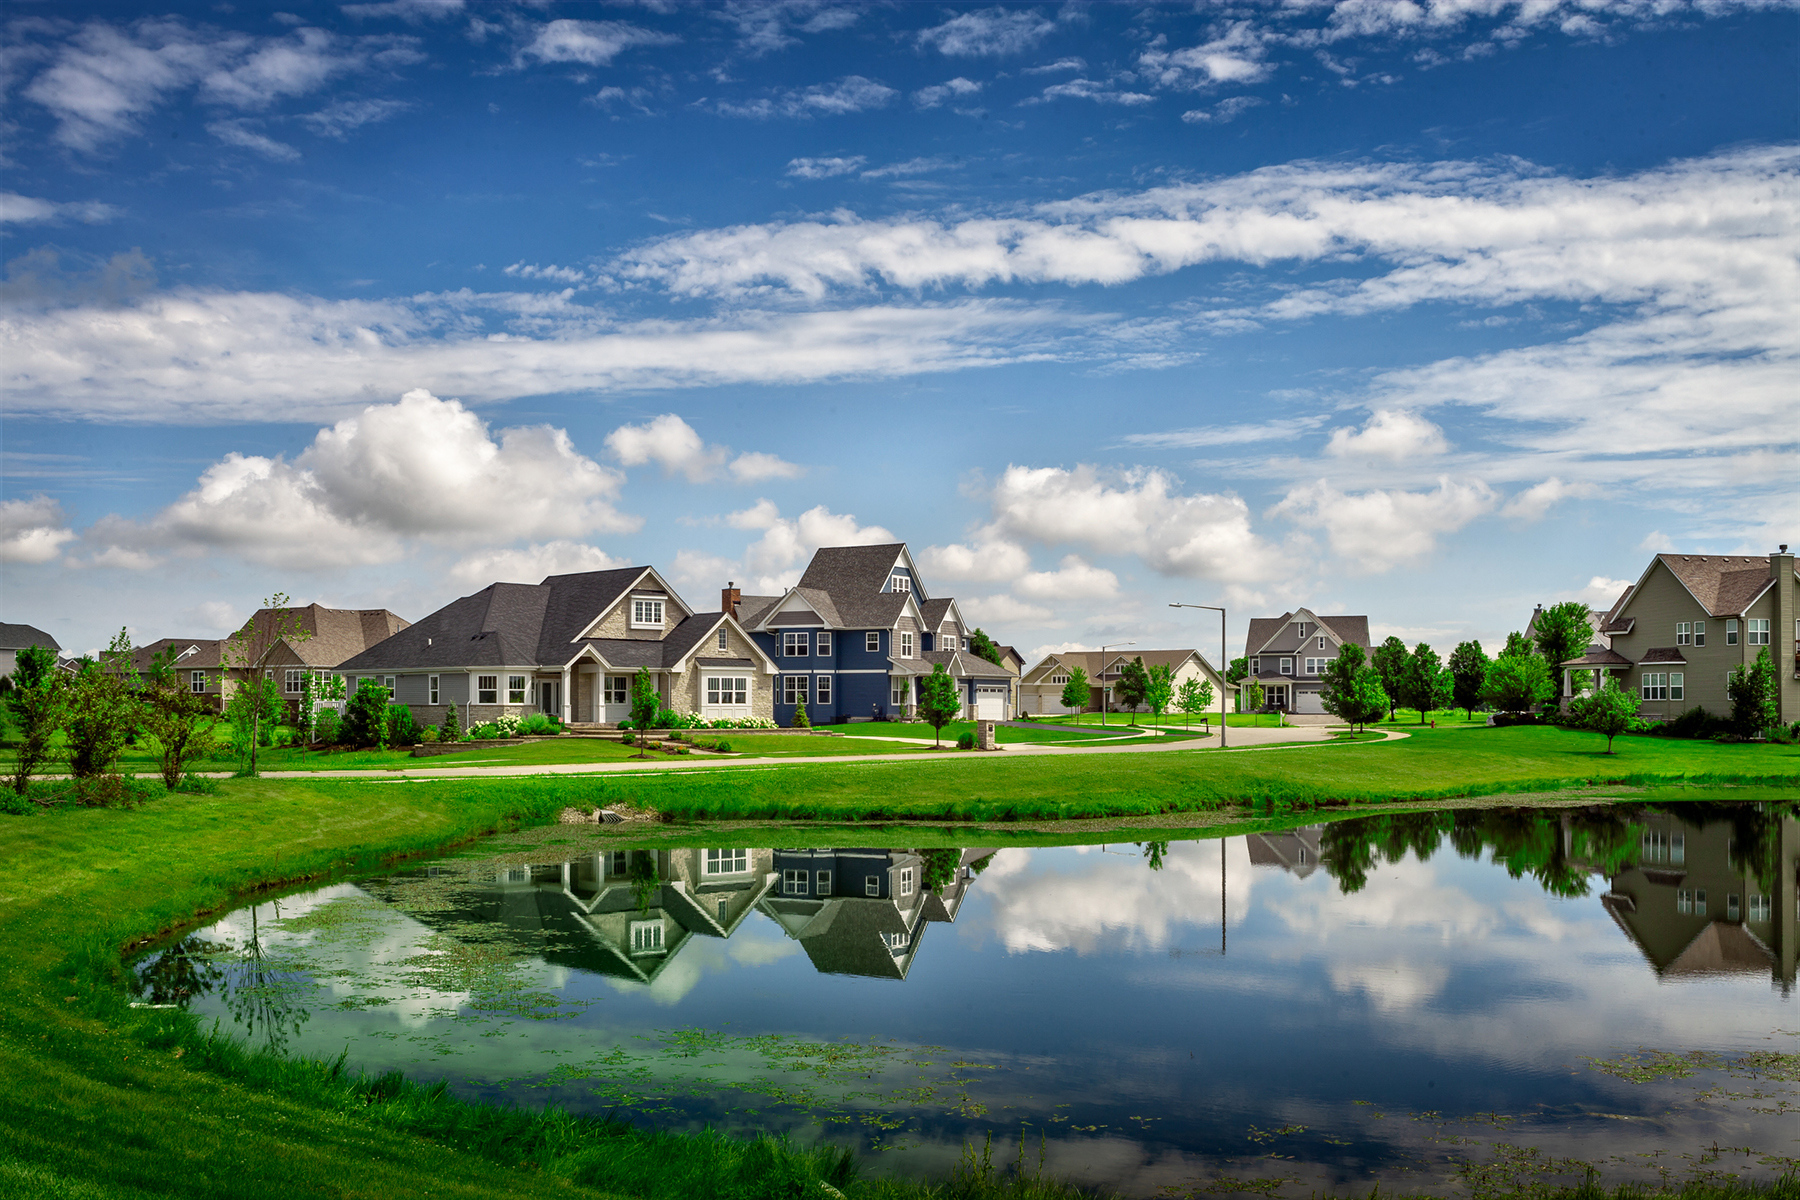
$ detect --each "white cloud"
[786,155,865,178]
[717,76,897,119]
[728,451,805,483]
[961,594,1054,624]
[1022,57,1085,74]
[1124,417,1324,449]
[1139,23,1274,90]
[1324,409,1450,461]
[70,544,160,570]
[1028,78,1155,106]
[719,1,858,57]
[0,495,77,564]
[206,118,301,161]
[515,19,678,67]
[671,549,739,591]
[1639,530,1676,552]
[0,193,121,224]
[986,464,1284,584]
[692,502,895,593]
[298,97,412,137]
[918,8,1056,57]
[725,498,783,530]
[912,77,982,109]
[503,261,588,284]
[1180,95,1266,124]
[1271,476,1497,572]
[604,413,800,484]
[1566,574,1632,608]
[919,537,1033,583]
[861,157,958,180]
[341,0,465,20]
[448,541,628,586]
[1500,477,1598,522]
[22,19,235,150]
[1014,555,1120,600]
[87,390,638,569]
[200,27,371,108]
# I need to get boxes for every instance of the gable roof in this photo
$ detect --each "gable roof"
[234,604,411,669]
[920,598,956,629]
[131,638,226,672]
[798,543,912,597]
[1245,610,1371,657]
[1626,553,1791,619]
[0,623,60,653]
[1025,648,1221,685]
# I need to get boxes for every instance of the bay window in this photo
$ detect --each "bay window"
[507,675,527,704]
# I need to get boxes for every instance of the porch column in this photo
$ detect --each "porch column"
[560,667,571,722]
[1562,667,1572,699]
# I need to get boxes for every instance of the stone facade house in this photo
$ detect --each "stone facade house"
[1561,545,1798,724]
[1238,608,1372,714]
[1018,648,1223,716]
[338,566,778,728]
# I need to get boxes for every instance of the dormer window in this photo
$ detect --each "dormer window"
[890,574,911,593]
[631,598,664,629]
[1297,622,1308,638]
[717,629,729,652]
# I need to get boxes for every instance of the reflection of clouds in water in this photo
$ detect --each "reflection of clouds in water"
[1326,959,1451,1012]
[971,841,1251,955]
[605,913,801,1005]
[1263,857,1506,942]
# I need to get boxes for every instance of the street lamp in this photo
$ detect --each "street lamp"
[1097,640,1135,728]
[1168,602,1228,750]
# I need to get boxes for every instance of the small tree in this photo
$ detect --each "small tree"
[342,680,392,748]
[1727,648,1779,738]
[628,668,659,757]
[1115,656,1150,723]
[225,674,282,770]
[299,672,345,744]
[792,699,811,729]
[140,644,219,790]
[1532,601,1594,688]
[223,594,313,778]
[1481,653,1555,713]
[917,664,963,747]
[1571,677,1640,753]
[1399,642,1453,723]
[1175,676,1213,730]
[1319,643,1367,725]
[1345,666,1391,732]
[5,644,68,795]
[66,628,141,780]
[1448,640,1489,719]
[1244,681,1265,714]
[1371,636,1408,721]
[968,628,1004,667]
[441,701,462,743]
[1059,666,1090,714]
[1144,662,1174,727]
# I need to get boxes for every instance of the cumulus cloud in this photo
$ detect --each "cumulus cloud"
[961,594,1054,624]
[1566,574,1632,608]
[1500,477,1598,522]
[687,501,894,592]
[720,0,859,57]
[604,413,800,483]
[920,537,1033,583]
[1324,409,1449,461]
[1639,530,1677,552]
[918,8,1056,57]
[85,390,638,569]
[1014,555,1120,600]
[0,194,121,224]
[448,541,628,586]
[0,495,77,564]
[1271,476,1497,572]
[515,19,678,67]
[786,155,865,178]
[717,75,897,118]
[912,77,982,109]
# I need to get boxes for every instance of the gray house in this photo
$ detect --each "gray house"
[337,565,779,728]
[1240,607,1372,714]
[0,623,60,680]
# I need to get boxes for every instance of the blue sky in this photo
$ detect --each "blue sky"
[3,0,1796,661]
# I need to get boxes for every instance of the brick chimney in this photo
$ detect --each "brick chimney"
[721,581,741,618]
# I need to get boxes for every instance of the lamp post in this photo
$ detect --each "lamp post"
[1168,602,1228,750]
[1097,640,1135,728]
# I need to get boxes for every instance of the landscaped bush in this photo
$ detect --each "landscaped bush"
[620,731,635,745]
[652,708,679,730]
[386,704,421,746]
[1489,711,1544,727]
[1654,705,1733,739]
[493,714,522,738]
[706,716,776,729]
[956,731,976,750]
[312,707,341,745]
[466,722,500,740]
[420,724,438,744]
[516,713,559,736]
[713,740,732,753]
[342,681,392,747]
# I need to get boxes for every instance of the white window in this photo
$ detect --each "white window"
[428,675,440,704]
[1676,621,1690,646]
[783,868,809,896]
[1693,621,1705,647]
[604,676,629,705]
[1726,619,1739,645]
[382,675,396,694]
[1748,618,1770,645]
[889,574,911,593]
[705,848,749,875]
[816,869,832,896]
[1317,636,1327,650]
[783,631,809,657]
[816,631,832,656]
[890,677,909,707]
[717,898,730,921]
[706,676,748,706]
[1251,657,1261,674]
[1048,673,1069,685]
[1643,830,1668,862]
[477,675,498,704]
[1677,889,1693,915]
[1641,672,1667,701]
[1297,623,1308,638]
[629,921,665,954]
[900,631,914,658]
[1669,672,1684,702]
[190,670,207,694]
[1279,658,1293,676]
[886,932,908,951]
[717,629,729,652]
[1694,888,1707,915]
[1304,658,1321,675]
[865,874,880,897]
[815,674,832,705]
[631,598,665,629]
[507,675,527,704]
[282,668,304,694]
[1748,894,1772,921]
[784,675,808,704]
[865,631,880,653]
[898,867,914,897]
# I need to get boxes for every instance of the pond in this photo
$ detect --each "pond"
[135,803,1800,1197]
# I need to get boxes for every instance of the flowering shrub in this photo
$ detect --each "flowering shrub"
[706,716,776,729]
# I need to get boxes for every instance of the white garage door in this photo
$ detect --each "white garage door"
[1294,688,1324,714]
[975,685,1009,720]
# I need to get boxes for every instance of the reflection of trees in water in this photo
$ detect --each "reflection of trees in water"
[222,903,312,1056]
[628,852,661,913]
[1137,841,1170,871]
[917,849,961,891]
[135,936,230,1005]
[1318,803,1793,897]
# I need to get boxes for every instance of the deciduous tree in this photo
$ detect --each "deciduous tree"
[968,628,1004,667]
[1371,636,1408,721]
[1481,652,1555,713]
[1570,678,1640,753]
[140,644,219,790]
[1727,648,1779,738]
[66,629,141,780]
[5,644,67,795]
[1144,662,1174,727]
[1448,640,1489,719]
[223,594,313,777]
[1116,656,1150,723]
[1175,676,1213,730]
[1399,642,1453,722]
[629,669,659,757]
[1059,666,1089,714]
[1532,601,1595,684]
[917,664,963,747]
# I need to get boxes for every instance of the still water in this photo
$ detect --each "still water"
[137,805,1800,1195]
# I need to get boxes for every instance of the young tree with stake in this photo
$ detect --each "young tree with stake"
[140,644,220,790]
[1059,666,1090,714]
[629,668,659,757]
[917,664,963,747]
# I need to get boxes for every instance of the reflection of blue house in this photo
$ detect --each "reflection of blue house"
[726,543,1015,726]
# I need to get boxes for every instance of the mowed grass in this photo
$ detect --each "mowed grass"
[847,720,1195,745]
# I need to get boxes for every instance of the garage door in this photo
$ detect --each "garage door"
[1294,689,1324,714]
[975,685,1009,721]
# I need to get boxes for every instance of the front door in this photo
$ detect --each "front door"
[539,682,556,714]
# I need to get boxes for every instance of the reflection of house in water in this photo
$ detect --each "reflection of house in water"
[1247,827,1323,879]
[1601,813,1798,993]
[758,849,995,979]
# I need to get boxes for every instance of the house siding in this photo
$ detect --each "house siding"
[1611,561,1744,719]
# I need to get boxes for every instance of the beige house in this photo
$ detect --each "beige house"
[338,566,778,728]
[1561,545,1798,724]
[131,638,229,710]
[226,604,411,717]
[1019,648,1223,716]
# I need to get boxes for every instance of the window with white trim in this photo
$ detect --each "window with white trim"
[962,637,970,650]
[865,631,880,653]
[1251,657,1261,674]
[1693,621,1705,647]
[1676,889,1695,915]
[1669,672,1684,701]
[507,675,527,704]
[717,898,729,921]
[706,676,748,706]
[1676,621,1690,646]
[890,676,909,707]
[1748,894,1771,922]
[1296,622,1308,639]
[864,874,880,897]
[816,631,832,656]
[1726,619,1739,645]
[1279,658,1293,676]
[784,675,808,705]
[631,598,664,628]
[1727,893,1741,921]
[1048,673,1069,685]
[428,675,439,704]
[783,868,809,895]
[717,629,729,652]
[1641,672,1668,701]
[629,920,665,954]
[889,574,911,593]
[1305,657,1333,675]
[886,932,908,952]
[477,675,498,704]
[1748,618,1770,645]
[382,675,396,693]
[900,631,914,658]
[705,848,749,875]
[783,631,809,657]
[283,668,305,694]
[816,869,832,895]
[190,670,207,694]
[815,674,832,705]
[898,867,914,897]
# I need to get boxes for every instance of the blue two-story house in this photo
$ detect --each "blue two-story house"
[726,543,1016,726]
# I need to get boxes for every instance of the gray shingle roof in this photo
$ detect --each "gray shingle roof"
[1245,612,1370,657]
[131,638,225,671]
[735,594,781,626]
[798,543,908,597]
[0,623,60,653]
[919,598,953,628]
[1654,554,1790,617]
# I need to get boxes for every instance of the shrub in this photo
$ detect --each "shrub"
[620,731,635,745]
[312,707,341,745]
[441,702,462,743]
[792,701,811,729]
[706,716,776,729]
[420,724,438,744]
[617,719,633,731]
[1657,705,1730,739]
[343,681,392,747]
[467,722,500,740]
[517,713,558,736]
[955,731,976,750]
[714,740,732,754]
[652,708,679,730]
[1489,711,1543,727]
[386,704,421,746]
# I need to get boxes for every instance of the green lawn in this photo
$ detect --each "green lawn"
[845,719,1180,745]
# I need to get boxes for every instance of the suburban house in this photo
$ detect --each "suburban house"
[229,604,411,718]
[1560,546,1798,724]
[728,544,1017,724]
[1018,649,1223,716]
[0,623,60,680]
[1238,608,1373,714]
[338,566,778,728]
[131,638,229,709]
